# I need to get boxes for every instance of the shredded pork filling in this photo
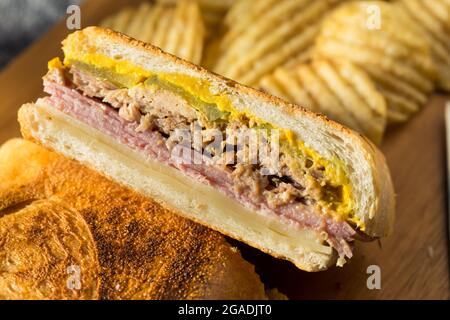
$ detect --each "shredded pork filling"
[43,66,356,261]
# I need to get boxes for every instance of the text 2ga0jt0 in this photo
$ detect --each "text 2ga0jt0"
[178,304,272,317]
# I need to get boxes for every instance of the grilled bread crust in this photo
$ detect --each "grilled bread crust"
[0,138,267,300]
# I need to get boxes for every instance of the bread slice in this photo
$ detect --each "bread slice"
[0,138,267,300]
[19,27,395,271]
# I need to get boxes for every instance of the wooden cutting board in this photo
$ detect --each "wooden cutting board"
[0,0,448,299]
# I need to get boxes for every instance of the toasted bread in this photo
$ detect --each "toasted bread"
[0,138,267,300]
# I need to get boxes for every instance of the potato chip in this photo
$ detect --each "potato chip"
[157,0,234,40]
[217,1,324,73]
[259,73,293,103]
[278,62,367,134]
[261,58,386,143]
[364,65,426,108]
[99,15,116,30]
[261,67,317,111]
[99,0,205,64]
[125,2,153,40]
[312,59,386,143]
[110,7,135,33]
[317,20,435,79]
[220,0,285,51]
[294,62,365,134]
[313,1,436,123]
[397,0,449,47]
[385,108,409,124]
[239,24,320,86]
[335,60,386,117]
[150,6,175,49]
[224,0,254,26]
[158,0,235,12]
[215,0,324,71]
[327,1,429,51]
[379,89,419,121]
[282,47,314,68]
[315,39,434,93]
[211,0,341,86]
[164,0,190,55]
[395,0,450,91]
[200,8,226,40]
[139,4,166,43]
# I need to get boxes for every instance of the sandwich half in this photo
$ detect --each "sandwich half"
[18,27,395,271]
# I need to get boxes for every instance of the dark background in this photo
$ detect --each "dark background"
[0,0,82,69]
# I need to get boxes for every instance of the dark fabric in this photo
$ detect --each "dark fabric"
[0,0,82,69]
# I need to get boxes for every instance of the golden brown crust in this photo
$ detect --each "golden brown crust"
[0,138,267,300]
[0,199,99,300]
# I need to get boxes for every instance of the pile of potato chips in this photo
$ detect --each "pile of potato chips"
[100,0,450,143]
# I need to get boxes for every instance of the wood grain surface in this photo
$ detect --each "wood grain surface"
[0,0,448,299]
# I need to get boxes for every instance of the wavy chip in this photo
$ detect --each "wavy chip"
[314,1,436,123]
[261,59,387,143]
[210,0,343,86]
[157,0,235,39]
[395,0,450,91]
[100,0,205,64]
